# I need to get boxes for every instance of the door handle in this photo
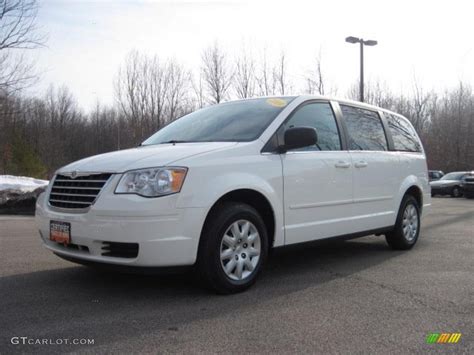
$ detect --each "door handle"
[355,161,368,168]
[335,161,351,168]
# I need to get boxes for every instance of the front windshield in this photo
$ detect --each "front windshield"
[441,172,464,180]
[142,97,295,145]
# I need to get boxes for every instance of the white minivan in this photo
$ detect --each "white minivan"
[36,96,431,293]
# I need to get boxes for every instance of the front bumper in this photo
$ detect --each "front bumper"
[35,178,207,267]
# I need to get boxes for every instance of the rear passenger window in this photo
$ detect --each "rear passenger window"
[385,113,422,152]
[285,102,341,151]
[340,105,388,151]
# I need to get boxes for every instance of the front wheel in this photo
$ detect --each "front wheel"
[197,202,268,294]
[385,195,420,250]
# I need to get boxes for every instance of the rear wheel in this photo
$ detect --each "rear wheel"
[451,186,462,198]
[197,202,268,294]
[385,195,420,250]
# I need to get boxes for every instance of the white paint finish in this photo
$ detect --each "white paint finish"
[350,151,401,230]
[289,199,353,209]
[36,192,207,266]
[58,142,237,174]
[35,96,430,267]
[174,142,285,247]
[281,151,353,244]
[397,152,431,214]
[285,211,394,230]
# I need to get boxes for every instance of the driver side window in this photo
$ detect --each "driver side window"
[284,102,341,151]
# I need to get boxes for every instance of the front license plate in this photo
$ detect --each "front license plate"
[50,220,71,244]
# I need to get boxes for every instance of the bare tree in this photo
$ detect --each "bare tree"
[115,51,195,143]
[147,55,168,131]
[192,71,206,109]
[115,51,167,142]
[364,80,396,109]
[346,80,394,108]
[201,42,232,103]
[305,50,325,95]
[410,76,432,133]
[273,51,290,96]
[255,47,275,96]
[0,0,46,93]
[43,85,80,171]
[115,50,142,143]
[234,47,256,99]
[424,82,474,171]
[166,60,190,122]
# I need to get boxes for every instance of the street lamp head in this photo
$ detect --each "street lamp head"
[345,36,360,44]
[363,40,378,46]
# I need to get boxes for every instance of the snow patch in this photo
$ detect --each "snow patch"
[0,175,49,192]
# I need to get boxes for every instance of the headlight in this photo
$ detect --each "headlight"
[115,167,187,197]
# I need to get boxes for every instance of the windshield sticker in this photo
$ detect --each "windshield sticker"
[266,98,287,108]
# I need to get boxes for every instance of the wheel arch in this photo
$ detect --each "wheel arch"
[200,189,277,251]
[403,185,423,214]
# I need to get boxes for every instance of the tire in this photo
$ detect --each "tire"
[451,186,462,198]
[197,202,268,294]
[385,195,420,250]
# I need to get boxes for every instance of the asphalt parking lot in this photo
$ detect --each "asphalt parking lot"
[1,198,473,354]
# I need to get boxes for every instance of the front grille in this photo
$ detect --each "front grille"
[49,173,112,209]
[101,241,139,258]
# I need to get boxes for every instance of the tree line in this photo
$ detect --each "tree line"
[0,0,473,178]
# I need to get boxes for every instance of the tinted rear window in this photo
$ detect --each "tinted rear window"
[340,105,388,151]
[385,113,422,152]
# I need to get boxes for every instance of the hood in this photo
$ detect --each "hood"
[58,142,237,174]
[430,180,458,187]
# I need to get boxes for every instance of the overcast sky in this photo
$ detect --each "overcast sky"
[32,0,474,110]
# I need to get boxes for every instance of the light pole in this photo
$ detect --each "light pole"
[345,36,377,102]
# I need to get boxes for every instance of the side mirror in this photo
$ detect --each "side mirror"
[282,126,318,152]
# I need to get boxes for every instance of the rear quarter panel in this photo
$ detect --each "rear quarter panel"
[397,152,431,216]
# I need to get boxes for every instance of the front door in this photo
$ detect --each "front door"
[281,101,354,245]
